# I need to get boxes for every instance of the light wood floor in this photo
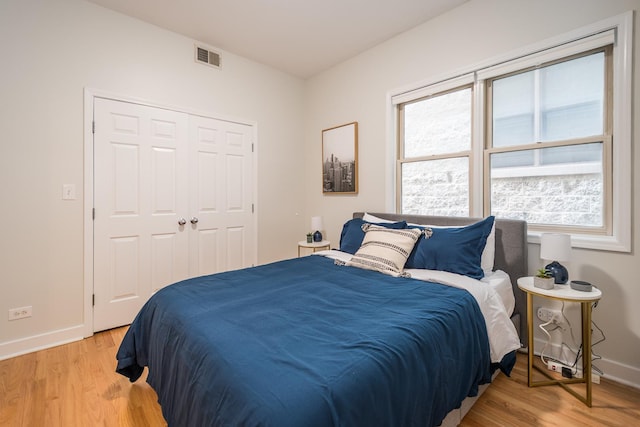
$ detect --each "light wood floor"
[1,327,639,426]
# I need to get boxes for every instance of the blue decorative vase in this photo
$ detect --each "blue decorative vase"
[313,230,323,242]
[545,261,568,284]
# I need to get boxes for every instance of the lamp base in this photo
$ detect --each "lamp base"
[545,261,568,284]
[313,230,323,242]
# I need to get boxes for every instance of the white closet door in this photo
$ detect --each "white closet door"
[92,98,256,332]
[189,116,255,275]
[93,98,189,332]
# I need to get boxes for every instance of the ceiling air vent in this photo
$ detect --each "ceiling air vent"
[195,45,221,69]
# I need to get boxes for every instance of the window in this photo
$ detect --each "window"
[391,12,632,251]
[399,87,472,216]
[486,49,611,232]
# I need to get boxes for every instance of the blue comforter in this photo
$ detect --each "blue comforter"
[117,255,494,427]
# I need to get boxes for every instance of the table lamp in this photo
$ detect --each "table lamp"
[540,233,571,284]
[311,216,324,242]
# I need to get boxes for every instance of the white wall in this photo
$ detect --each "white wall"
[0,0,307,355]
[305,0,640,387]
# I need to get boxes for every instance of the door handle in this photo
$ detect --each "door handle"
[178,218,187,226]
[190,217,199,225]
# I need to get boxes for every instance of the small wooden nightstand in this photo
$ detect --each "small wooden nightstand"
[297,240,330,257]
[517,276,602,407]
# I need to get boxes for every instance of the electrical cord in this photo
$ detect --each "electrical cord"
[570,344,582,374]
[559,302,580,374]
[539,318,557,366]
[591,313,606,375]
[563,301,605,377]
[538,299,605,376]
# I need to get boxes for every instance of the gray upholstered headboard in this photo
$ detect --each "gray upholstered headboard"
[353,212,528,346]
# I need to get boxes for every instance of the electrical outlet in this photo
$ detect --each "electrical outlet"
[537,307,567,330]
[537,307,561,322]
[8,306,32,321]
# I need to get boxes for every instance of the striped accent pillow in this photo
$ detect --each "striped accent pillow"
[345,224,429,277]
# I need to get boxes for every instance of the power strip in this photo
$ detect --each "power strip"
[546,360,566,373]
[547,361,574,378]
[547,360,601,383]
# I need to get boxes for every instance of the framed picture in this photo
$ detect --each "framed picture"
[322,122,358,194]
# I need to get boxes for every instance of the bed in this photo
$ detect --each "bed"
[116,213,528,426]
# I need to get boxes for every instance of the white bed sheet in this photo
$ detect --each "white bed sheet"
[480,270,515,317]
[314,250,521,364]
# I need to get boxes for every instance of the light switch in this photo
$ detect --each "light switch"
[62,184,76,200]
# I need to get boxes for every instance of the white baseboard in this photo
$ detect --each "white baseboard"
[595,357,640,390]
[0,324,85,361]
[532,337,640,390]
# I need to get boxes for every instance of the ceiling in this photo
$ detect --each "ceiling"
[86,0,467,79]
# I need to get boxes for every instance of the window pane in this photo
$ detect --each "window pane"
[541,53,604,140]
[491,150,534,168]
[489,143,603,227]
[540,143,601,165]
[401,157,469,216]
[492,52,604,147]
[404,88,471,157]
[493,72,534,147]
[492,143,601,168]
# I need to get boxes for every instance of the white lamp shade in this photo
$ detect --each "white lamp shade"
[311,216,324,232]
[540,233,571,262]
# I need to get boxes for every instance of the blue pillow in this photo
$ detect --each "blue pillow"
[405,216,495,279]
[339,218,408,254]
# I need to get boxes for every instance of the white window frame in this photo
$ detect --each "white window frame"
[386,11,632,252]
[484,47,612,236]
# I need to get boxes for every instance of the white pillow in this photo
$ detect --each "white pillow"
[345,224,426,277]
[481,222,496,275]
[363,212,394,223]
[362,212,496,275]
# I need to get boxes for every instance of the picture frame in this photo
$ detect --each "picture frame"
[322,122,358,194]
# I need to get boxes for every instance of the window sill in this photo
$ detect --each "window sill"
[528,231,630,253]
